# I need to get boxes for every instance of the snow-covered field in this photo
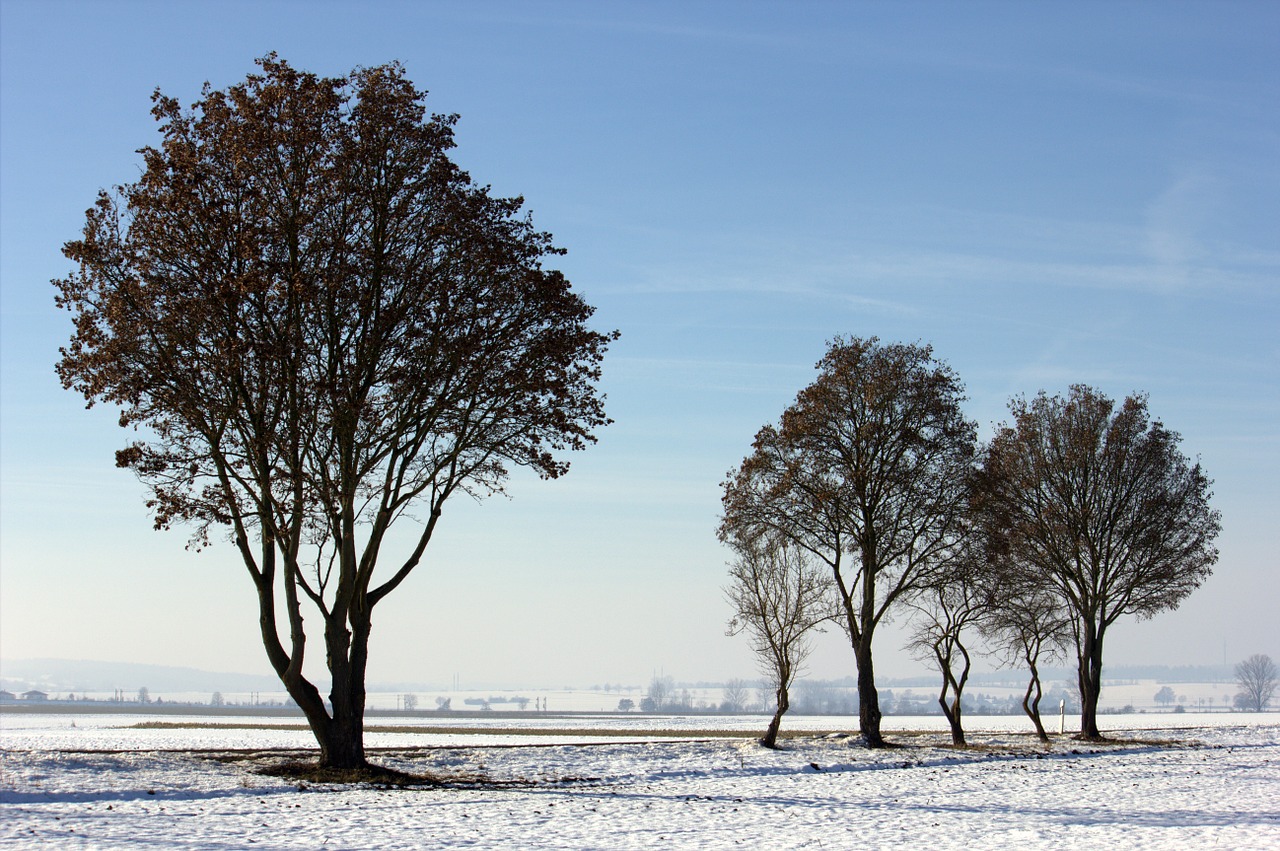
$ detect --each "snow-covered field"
[2,711,1278,849]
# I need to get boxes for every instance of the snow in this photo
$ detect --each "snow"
[2,711,1278,849]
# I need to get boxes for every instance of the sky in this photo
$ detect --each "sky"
[1,0,1277,692]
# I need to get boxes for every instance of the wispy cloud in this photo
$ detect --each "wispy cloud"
[609,247,1276,304]
[1142,171,1221,294]
[584,199,1278,305]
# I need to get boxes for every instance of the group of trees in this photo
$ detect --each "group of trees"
[54,56,1235,768]
[1147,656,1279,714]
[638,675,704,712]
[722,337,1221,747]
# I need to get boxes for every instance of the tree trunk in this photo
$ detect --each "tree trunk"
[761,685,789,749]
[262,618,370,769]
[317,610,371,769]
[935,647,968,747]
[249,552,363,769]
[316,713,367,769]
[267,585,372,770]
[946,706,965,746]
[855,638,885,747]
[1023,662,1049,744]
[1077,625,1105,740]
[939,689,965,746]
[282,645,369,769]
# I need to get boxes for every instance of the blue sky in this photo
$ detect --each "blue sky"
[2,1,1277,690]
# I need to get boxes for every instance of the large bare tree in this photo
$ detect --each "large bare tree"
[720,337,976,747]
[724,534,833,748]
[1235,654,1277,712]
[54,57,616,769]
[978,386,1220,740]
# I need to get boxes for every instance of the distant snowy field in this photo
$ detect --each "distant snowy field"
[3,712,1278,849]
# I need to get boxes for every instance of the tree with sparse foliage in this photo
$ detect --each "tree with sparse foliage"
[1154,686,1176,709]
[978,386,1220,739]
[908,562,984,746]
[984,593,1071,742]
[724,535,833,747]
[645,675,674,712]
[720,337,976,747]
[53,57,615,769]
[721,678,751,714]
[974,545,1072,744]
[1235,654,1277,712]
[402,694,418,712]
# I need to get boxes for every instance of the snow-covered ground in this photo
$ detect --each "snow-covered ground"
[2,711,1277,849]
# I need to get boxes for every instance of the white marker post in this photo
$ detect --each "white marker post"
[1059,699,1066,734]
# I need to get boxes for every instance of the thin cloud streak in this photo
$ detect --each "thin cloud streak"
[602,250,1274,301]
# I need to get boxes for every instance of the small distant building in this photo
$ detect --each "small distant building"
[0,690,15,702]
[21,690,49,702]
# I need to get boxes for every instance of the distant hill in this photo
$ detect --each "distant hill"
[0,658,283,694]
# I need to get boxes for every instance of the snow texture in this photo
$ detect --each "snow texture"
[2,713,1277,849]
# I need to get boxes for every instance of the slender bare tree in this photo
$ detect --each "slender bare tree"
[721,678,752,713]
[978,582,1072,742]
[908,567,985,746]
[725,534,833,747]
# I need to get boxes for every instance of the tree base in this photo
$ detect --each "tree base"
[856,732,898,749]
[260,761,436,786]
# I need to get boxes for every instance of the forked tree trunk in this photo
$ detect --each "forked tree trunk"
[937,672,965,746]
[1023,660,1050,744]
[935,644,969,747]
[1077,626,1105,740]
[940,696,965,746]
[256,572,373,770]
[317,610,372,769]
[284,642,370,769]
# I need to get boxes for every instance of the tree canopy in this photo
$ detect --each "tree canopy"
[54,56,616,768]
